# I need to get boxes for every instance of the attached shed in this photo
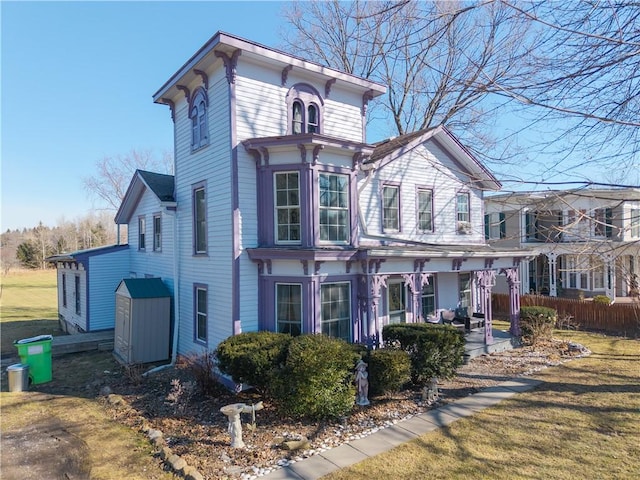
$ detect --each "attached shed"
[114,278,171,365]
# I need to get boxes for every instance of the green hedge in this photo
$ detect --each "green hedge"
[592,295,611,305]
[365,348,411,396]
[216,331,291,394]
[520,306,557,344]
[382,323,465,385]
[272,334,360,420]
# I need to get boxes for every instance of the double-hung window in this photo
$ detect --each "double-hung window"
[630,208,640,237]
[458,273,471,308]
[153,214,162,251]
[75,275,81,315]
[320,282,350,341]
[319,173,349,242]
[190,88,208,151]
[276,283,302,336]
[195,285,207,343]
[421,280,436,319]
[193,186,207,254]
[275,172,301,243]
[382,185,400,231]
[138,217,146,250]
[485,212,506,239]
[456,193,470,233]
[417,189,433,232]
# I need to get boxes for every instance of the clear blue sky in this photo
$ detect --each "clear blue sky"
[1,0,290,231]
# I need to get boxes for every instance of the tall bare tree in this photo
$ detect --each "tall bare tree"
[282,0,534,161]
[83,149,173,212]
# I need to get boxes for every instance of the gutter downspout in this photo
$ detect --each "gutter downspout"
[144,204,180,376]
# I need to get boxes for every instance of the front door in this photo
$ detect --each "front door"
[388,280,406,324]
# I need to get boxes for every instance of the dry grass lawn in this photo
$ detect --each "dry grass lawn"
[0,269,60,354]
[323,330,640,480]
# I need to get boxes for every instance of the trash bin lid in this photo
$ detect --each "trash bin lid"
[7,363,29,371]
[15,335,53,344]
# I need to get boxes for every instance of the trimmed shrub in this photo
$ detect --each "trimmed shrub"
[272,334,360,420]
[520,306,557,345]
[592,295,611,306]
[365,348,411,396]
[382,323,465,385]
[216,331,291,394]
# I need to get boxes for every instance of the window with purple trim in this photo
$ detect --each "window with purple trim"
[458,273,471,309]
[287,84,323,135]
[153,214,162,252]
[195,285,208,343]
[382,185,400,231]
[62,273,67,308]
[138,216,146,250]
[276,283,302,336]
[275,172,301,244]
[417,189,433,232]
[319,173,349,243]
[193,186,207,254]
[421,280,436,320]
[75,275,81,315]
[190,88,208,151]
[320,282,351,341]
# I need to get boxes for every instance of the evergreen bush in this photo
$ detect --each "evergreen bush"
[272,334,359,420]
[520,306,557,344]
[216,331,291,394]
[365,348,411,396]
[382,323,465,385]
[592,295,611,305]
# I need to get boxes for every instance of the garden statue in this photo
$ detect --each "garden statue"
[422,377,439,404]
[220,401,264,448]
[355,359,370,406]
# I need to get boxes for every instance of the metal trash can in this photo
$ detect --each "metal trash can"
[7,363,30,392]
[14,334,53,384]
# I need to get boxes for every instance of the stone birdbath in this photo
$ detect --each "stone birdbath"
[220,401,264,448]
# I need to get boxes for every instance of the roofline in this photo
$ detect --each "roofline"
[46,244,129,263]
[153,31,386,102]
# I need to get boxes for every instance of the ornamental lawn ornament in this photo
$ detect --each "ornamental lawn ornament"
[355,359,370,406]
[220,401,264,448]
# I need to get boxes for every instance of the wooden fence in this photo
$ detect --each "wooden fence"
[492,294,640,336]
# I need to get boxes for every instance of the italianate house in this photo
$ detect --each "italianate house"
[485,188,640,301]
[50,32,532,358]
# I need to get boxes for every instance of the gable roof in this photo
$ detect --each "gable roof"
[114,170,175,225]
[369,125,502,191]
[116,278,171,299]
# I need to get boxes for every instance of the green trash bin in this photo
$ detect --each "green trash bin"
[14,335,53,384]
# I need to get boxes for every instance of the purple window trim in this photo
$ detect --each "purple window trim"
[381,182,402,233]
[274,171,302,245]
[415,186,434,233]
[153,213,162,252]
[138,215,146,251]
[319,280,354,342]
[317,171,351,245]
[260,275,358,342]
[193,283,208,346]
[189,87,209,152]
[456,191,471,233]
[285,83,324,135]
[192,181,208,256]
[62,273,67,308]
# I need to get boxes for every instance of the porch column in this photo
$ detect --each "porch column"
[546,252,558,297]
[359,274,387,347]
[402,273,418,322]
[605,253,616,301]
[501,267,522,336]
[476,270,495,344]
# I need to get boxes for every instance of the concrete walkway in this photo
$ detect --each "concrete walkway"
[261,377,543,480]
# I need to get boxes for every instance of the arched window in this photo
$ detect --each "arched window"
[286,84,324,135]
[190,88,208,151]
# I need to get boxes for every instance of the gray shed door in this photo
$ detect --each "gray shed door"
[115,294,131,362]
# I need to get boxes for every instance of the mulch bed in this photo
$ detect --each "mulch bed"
[100,338,588,479]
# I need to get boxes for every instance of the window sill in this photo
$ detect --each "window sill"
[193,252,209,257]
[190,143,209,154]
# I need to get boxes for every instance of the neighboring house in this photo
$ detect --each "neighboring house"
[47,244,129,333]
[52,32,531,355]
[485,188,640,300]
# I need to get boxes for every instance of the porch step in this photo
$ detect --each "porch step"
[463,328,520,362]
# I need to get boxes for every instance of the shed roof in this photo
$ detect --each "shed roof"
[117,278,171,299]
[46,244,129,264]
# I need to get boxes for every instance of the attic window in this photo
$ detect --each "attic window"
[190,87,208,151]
[286,83,323,135]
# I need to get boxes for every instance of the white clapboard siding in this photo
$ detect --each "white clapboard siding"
[359,141,486,244]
